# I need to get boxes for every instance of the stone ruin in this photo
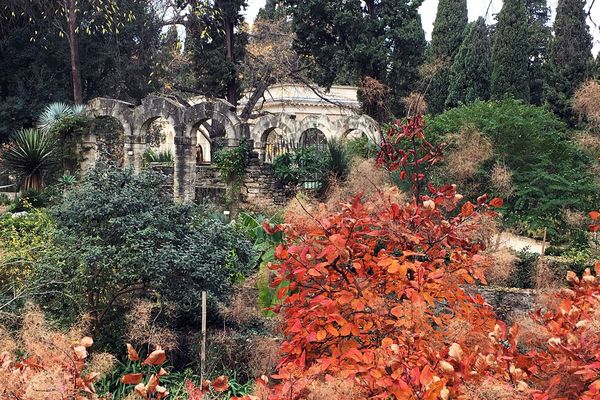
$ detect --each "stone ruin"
[84,95,382,205]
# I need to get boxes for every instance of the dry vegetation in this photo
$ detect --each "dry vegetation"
[445,125,493,183]
[0,305,113,399]
[573,80,600,130]
[402,91,428,116]
[490,162,514,198]
[125,300,179,352]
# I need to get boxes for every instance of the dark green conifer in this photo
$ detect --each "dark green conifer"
[426,0,468,115]
[491,0,530,102]
[545,0,593,123]
[526,0,551,105]
[446,18,491,108]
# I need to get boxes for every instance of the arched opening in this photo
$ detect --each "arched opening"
[345,129,368,140]
[90,116,126,167]
[143,117,175,165]
[192,119,227,163]
[196,129,211,165]
[263,127,289,163]
[299,128,327,151]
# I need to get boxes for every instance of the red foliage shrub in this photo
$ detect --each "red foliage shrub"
[257,117,600,399]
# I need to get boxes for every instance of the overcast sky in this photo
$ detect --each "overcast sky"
[244,0,600,55]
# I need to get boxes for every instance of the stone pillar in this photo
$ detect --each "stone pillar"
[173,134,196,202]
[78,133,98,173]
[124,135,146,172]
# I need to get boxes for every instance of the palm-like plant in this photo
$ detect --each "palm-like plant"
[0,129,57,191]
[37,102,84,133]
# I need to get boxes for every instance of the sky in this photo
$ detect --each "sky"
[244,0,600,55]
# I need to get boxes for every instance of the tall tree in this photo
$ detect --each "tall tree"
[240,9,300,120]
[545,0,593,123]
[284,0,426,121]
[185,0,247,106]
[426,0,468,115]
[4,0,133,104]
[257,0,286,20]
[526,0,551,105]
[491,0,530,102]
[0,0,162,140]
[445,18,492,108]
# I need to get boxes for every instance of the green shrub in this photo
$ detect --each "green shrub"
[214,139,252,183]
[33,165,256,349]
[143,148,174,166]
[49,114,90,173]
[0,209,54,292]
[345,135,378,159]
[273,147,327,186]
[507,248,539,289]
[426,99,600,238]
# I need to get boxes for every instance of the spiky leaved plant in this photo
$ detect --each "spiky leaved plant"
[0,128,57,191]
[37,102,85,133]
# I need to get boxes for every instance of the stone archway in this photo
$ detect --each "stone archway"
[251,114,298,162]
[297,115,336,144]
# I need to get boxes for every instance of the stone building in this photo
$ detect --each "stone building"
[85,84,381,204]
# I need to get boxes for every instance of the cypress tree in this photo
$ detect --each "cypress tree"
[491,0,530,102]
[446,18,492,108]
[545,0,593,123]
[526,0,551,105]
[426,0,468,115]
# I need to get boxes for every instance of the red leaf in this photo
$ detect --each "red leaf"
[461,201,475,217]
[489,197,504,208]
[121,373,143,385]
[212,375,229,392]
[142,348,166,366]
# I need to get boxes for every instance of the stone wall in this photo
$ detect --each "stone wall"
[241,157,291,207]
[192,158,291,207]
[465,286,538,323]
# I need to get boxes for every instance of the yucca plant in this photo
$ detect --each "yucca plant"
[143,148,174,166]
[37,102,84,133]
[0,129,57,192]
[326,138,350,181]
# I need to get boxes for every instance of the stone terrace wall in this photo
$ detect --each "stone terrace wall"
[242,157,291,207]
[193,158,291,207]
[465,286,538,323]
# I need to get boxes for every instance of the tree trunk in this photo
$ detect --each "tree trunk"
[365,0,376,17]
[223,12,236,106]
[66,0,83,104]
[240,73,270,121]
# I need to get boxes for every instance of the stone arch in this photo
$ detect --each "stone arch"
[184,100,243,146]
[297,115,336,144]
[299,128,328,151]
[251,114,298,161]
[86,97,134,136]
[336,114,381,143]
[133,96,186,137]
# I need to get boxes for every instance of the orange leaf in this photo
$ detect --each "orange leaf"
[325,324,339,337]
[390,306,404,318]
[212,375,229,392]
[489,197,504,208]
[589,211,600,220]
[316,329,327,341]
[73,345,88,360]
[142,348,166,366]
[461,201,475,217]
[336,290,354,305]
[121,373,143,385]
[126,343,140,361]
